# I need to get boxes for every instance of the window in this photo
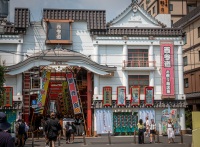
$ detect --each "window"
[148,10,151,15]
[153,6,155,14]
[183,33,187,44]
[198,27,200,38]
[169,4,173,11]
[31,78,41,89]
[184,78,189,88]
[183,56,188,66]
[128,75,149,94]
[199,51,200,61]
[128,49,148,67]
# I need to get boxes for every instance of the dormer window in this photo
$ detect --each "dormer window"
[44,19,73,45]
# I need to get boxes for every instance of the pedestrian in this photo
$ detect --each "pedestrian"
[144,117,150,137]
[74,115,80,136]
[167,119,175,143]
[79,116,84,135]
[16,119,26,147]
[137,119,144,144]
[24,121,29,142]
[149,119,156,143]
[0,112,15,147]
[65,121,76,144]
[45,112,62,147]
[62,115,67,138]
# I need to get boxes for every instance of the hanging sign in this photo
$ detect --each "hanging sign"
[66,72,82,114]
[161,43,175,97]
[35,70,51,113]
[117,86,126,106]
[144,86,154,106]
[130,86,140,106]
[3,87,13,107]
[103,87,112,106]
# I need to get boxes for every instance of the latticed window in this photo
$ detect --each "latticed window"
[128,49,148,67]
[128,75,149,94]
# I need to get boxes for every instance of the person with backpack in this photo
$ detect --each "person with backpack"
[16,119,26,147]
[45,112,61,147]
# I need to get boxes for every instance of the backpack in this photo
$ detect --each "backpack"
[18,122,25,135]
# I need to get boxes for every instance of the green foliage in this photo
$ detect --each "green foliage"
[185,109,192,129]
[0,65,5,106]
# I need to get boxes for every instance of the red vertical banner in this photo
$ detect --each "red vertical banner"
[144,86,154,106]
[117,86,126,106]
[66,73,82,114]
[130,86,140,106]
[103,87,112,106]
[3,87,13,107]
[161,43,175,97]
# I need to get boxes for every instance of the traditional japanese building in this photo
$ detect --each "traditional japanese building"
[0,1,186,136]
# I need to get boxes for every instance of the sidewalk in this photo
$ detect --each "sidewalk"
[24,135,192,147]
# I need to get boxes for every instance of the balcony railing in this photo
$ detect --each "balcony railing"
[123,60,156,67]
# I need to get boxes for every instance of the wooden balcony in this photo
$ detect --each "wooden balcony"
[123,60,156,68]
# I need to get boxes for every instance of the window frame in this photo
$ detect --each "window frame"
[183,56,188,66]
[184,78,189,88]
[169,4,173,11]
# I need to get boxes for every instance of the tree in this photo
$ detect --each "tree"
[0,65,5,106]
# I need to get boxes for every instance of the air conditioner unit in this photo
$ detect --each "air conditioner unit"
[13,95,23,101]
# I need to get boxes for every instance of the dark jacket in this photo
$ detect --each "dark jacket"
[45,118,61,138]
[0,131,15,147]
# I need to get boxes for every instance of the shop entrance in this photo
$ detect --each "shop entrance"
[113,112,138,135]
[28,67,89,134]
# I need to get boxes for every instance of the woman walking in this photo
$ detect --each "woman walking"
[137,119,144,144]
[149,119,156,143]
[167,119,175,143]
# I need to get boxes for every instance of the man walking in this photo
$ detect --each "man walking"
[45,112,61,147]
[0,112,15,147]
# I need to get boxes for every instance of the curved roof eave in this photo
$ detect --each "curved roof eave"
[6,53,116,76]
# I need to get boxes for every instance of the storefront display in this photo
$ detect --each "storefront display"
[138,109,155,123]
[95,109,113,134]
[161,109,180,135]
[113,112,138,135]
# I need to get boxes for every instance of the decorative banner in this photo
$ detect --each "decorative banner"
[138,109,155,124]
[103,87,112,106]
[144,86,154,106]
[66,72,82,115]
[130,86,140,106]
[95,109,113,134]
[117,86,126,106]
[161,43,175,97]
[161,109,180,135]
[35,70,51,113]
[3,87,13,107]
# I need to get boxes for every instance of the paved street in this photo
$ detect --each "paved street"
[24,135,192,147]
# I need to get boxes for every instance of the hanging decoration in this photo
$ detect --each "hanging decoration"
[103,87,112,106]
[144,86,154,106]
[130,86,140,106]
[117,86,126,106]
[3,87,13,107]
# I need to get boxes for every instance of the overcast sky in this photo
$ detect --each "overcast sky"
[9,0,134,23]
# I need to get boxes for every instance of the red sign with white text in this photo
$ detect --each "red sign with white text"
[66,73,82,114]
[161,43,175,96]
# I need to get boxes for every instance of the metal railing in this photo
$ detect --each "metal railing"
[123,60,156,68]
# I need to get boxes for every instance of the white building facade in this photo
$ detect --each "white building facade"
[0,1,186,135]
